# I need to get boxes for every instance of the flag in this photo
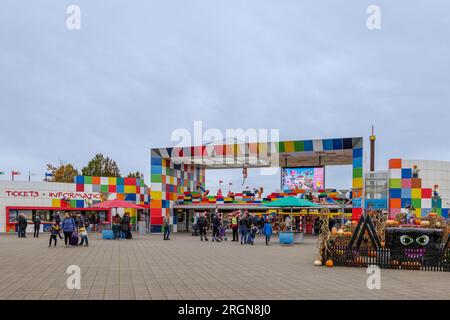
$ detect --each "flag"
[12,171,21,175]
[0,171,5,175]
[45,173,53,177]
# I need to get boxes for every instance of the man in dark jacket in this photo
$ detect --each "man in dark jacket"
[18,215,28,238]
[211,213,221,242]
[33,215,41,238]
[120,213,130,240]
[197,212,208,241]
[239,213,248,245]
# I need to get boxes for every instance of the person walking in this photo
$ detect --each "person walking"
[163,213,171,240]
[263,219,273,246]
[120,213,130,240]
[112,213,121,240]
[211,213,221,242]
[61,212,76,247]
[197,212,208,241]
[33,215,41,238]
[78,226,89,247]
[54,212,63,239]
[231,212,239,242]
[239,212,248,245]
[48,222,60,247]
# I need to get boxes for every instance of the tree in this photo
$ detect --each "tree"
[81,154,121,177]
[46,161,79,183]
[127,171,144,179]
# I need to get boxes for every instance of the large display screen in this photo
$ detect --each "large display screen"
[281,167,325,191]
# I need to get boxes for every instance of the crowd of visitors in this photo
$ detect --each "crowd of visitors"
[192,210,275,246]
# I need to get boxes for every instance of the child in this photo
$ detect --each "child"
[263,219,273,246]
[49,222,60,247]
[79,226,89,247]
[249,224,258,245]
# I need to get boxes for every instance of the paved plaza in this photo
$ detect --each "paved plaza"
[0,232,448,300]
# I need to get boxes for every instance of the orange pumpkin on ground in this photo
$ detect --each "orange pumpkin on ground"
[429,212,437,217]
[415,219,421,225]
[351,220,358,226]
[393,221,400,227]
[368,251,377,258]
[325,260,334,268]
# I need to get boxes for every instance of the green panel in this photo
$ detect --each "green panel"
[353,167,363,178]
[84,176,92,184]
[293,141,304,152]
[412,199,421,208]
[101,185,108,192]
[151,174,162,183]
[389,179,401,189]
[278,142,285,153]
[70,200,76,208]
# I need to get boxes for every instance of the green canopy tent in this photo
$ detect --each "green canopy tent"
[262,196,320,232]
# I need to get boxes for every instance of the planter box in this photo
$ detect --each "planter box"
[279,231,294,244]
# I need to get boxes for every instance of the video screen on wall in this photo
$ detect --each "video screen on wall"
[281,167,325,191]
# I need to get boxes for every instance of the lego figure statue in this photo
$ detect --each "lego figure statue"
[412,164,420,179]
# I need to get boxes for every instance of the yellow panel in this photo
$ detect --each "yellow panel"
[415,208,422,217]
[151,191,162,200]
[125,185,136,194]
[352,178,363,189]
[284,141,295,152]
[411,188,421,199]
[258,142,268,155]
[52,199,61,207]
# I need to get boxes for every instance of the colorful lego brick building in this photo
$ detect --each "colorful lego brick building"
[388,159,449,218]
[150,137,364,232]
[0,176,150,233]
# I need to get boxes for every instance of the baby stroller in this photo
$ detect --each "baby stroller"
[192,223,199,236]
[218,225,227,241]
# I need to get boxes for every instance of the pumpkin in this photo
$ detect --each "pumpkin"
[344,231,352,237]
[386,220,394,227]
[351,220,358,226]
[429,212,437,217]
[420,220,430,227]
[314,260,322,266]
[435,222,442,228]
[331,227,338,235]
[337,229,344,236]
[415,219,421,225]
[325,260,334,268]
[393,221,400,227]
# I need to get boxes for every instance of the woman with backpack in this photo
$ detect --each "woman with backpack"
[61,212,76,248]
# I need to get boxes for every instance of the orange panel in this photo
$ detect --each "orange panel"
[389,159,402,169]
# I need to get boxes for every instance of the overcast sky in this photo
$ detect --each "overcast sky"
[1,1,449,193]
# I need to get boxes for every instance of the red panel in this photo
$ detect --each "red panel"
[109,185,116,193]
[389,158,402,169]
[76,184,84,192]
[136,186,140,193]
[422,188,432,198]
[151,216,163,225]
[352,208,362,221]
[411,178,422,188]
[124,178,135,186]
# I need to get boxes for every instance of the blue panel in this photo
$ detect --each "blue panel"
[125,194,136,201]
[303,140,313,151]
[151,157,162,166]
[76,176,84,184]
[401,168,412,179]
[353,157,363,168]
[422,208,431,216]
[116,177,124,185]
[116,185,124,193]
[401,189,411,199]
[353,148,363,158]
[343,138,353,149]
[401,198,412,208]
[389,189,402,199]
[442,209,449,218]
[173,215,178,224]
[365,199,388,209]
[150,225,162,233]
[92,184,100,192]
[76,200,84,208]
[322,139,333,150]
[352,198,362,208]
[332,139,343,150]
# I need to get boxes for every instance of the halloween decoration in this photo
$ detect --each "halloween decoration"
[385,228,443,262]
